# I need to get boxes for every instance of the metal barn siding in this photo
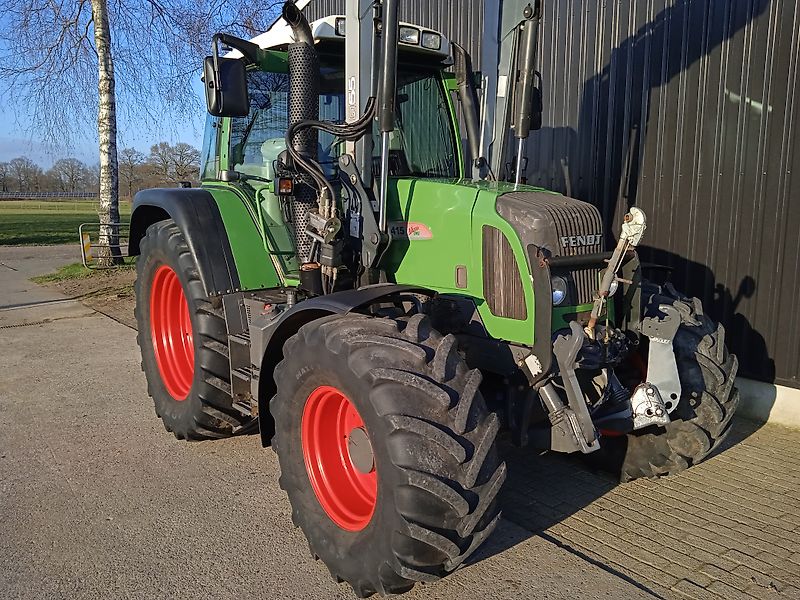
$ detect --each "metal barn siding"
[303,0,485,67]
[303,0,799,388]
[525,0,799,388]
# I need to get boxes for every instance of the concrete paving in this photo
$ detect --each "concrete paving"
[502,421,800,599]
[0,244,95,328]
[1,245,798,600]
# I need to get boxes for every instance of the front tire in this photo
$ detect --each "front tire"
[135,219,252,440]
[271,313,505,597]
[598,283,739,481]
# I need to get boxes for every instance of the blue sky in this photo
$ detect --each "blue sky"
[0,85,208,167]
[0,2,289,168]
[0,28,206,167]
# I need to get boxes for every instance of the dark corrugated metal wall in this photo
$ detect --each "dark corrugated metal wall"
[525,0,799,388]
[304,0,799,388]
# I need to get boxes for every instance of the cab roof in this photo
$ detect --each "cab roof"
[227,14,451,61]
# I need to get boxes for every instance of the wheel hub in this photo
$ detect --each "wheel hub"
[301,386,377,531]
[347,427,375,474]
[149,264,194,400]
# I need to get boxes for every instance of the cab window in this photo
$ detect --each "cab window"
[229,69,345,180]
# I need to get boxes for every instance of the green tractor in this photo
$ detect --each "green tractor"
[130,0,738,596]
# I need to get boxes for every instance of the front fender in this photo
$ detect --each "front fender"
[253,284,434,446]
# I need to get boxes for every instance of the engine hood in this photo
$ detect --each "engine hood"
[494,190,604,258]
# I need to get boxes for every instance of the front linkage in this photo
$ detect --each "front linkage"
[500,205,737,482]
[523,207,686,455]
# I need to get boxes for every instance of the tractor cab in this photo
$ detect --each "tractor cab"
[199,14,465,280]
[202,16,462,179]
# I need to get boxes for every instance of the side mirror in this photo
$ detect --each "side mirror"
[203,56,249,117]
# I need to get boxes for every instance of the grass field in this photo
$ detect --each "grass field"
[0,200,132,246]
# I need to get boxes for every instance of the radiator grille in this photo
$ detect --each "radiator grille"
[564,267,601,306]
[482,226,527,320]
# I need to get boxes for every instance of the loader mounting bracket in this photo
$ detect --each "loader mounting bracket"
[640,304,683,414]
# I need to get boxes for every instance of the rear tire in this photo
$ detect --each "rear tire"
[135,219,252,440]
[597,283,739,481]
[271,313,505,597]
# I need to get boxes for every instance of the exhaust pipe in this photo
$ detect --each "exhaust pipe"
[282,1,320,263]
[282,2,314,46]
[283,1,319,162]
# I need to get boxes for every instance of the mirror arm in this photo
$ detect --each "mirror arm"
[212,33,263,66]
[211,36,222,92]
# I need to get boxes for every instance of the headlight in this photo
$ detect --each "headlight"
[399,26,420,45]
[421,31,442,50]
[551,276,568,306]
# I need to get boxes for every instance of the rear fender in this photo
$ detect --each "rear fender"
[129,188,240,297]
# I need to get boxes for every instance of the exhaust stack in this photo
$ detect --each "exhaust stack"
[282,1,321,262]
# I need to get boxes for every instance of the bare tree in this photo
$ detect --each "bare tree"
[0,1,119,262]
[119,148,146,199]
[8,157,43,193]
[0,162,11,192]
[1,0,278,262]
[50,158,90,193]
[148,142,174,182]
[172,143,201,181]
[91,0,122,265]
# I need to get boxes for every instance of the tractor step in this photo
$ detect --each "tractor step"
[231,366,256,416]
[223,290,287,418]
[229,334,254,411]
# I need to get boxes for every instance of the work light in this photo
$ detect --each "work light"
[421,31,442,50]
[399,26,420,45]
[551,276,568,306]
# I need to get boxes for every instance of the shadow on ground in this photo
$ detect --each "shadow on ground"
[466,417,795,598]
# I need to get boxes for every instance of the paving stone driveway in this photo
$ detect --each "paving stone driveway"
[501,419,800,599]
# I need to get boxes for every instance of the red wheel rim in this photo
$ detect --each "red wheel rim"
[301,386,377,531]
[150,265,194,401]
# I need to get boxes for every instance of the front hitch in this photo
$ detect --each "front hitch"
[528,322,601,454]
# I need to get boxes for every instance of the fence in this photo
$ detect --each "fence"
[80,222,131,269]
[0,192,98,200]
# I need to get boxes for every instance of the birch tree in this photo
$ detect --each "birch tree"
[0,0,278,264]
[91,0,122,264]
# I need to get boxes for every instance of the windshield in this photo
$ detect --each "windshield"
[224,64,459,181]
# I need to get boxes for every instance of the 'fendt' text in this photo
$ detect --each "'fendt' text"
[561,234,602,248]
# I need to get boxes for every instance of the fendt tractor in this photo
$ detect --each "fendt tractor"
[130,0,739,595]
